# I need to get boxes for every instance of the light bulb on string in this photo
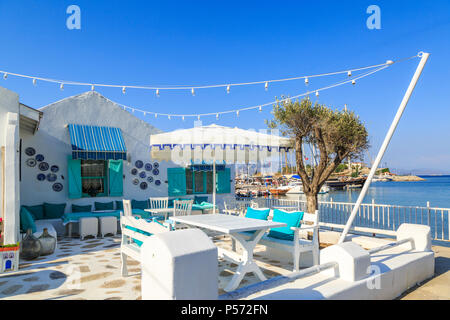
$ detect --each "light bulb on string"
[191,88,195,96]
[91,85,95,91]
[216,113,219,120]
[32,78,37,86]
[236,110,239,117]
[259,106,262,112]
[197,115,200,121]
[155,113,158,118]
[264,82,268,91]
[143,112,147,116]
[352,80,356,85]
[168,115,171,120]
[3,73,8,80]
[227,85,230,94]
[304,77,309,85]
[347,71,352,77]
[386,60,394,65]
[182,116,185,121]
[60,83,64,90]
[315,91,319,97]
[122,87,126,94]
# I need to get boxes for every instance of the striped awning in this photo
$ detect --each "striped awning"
[68,124,127,160]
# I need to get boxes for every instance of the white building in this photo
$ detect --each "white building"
[0,88,234,244]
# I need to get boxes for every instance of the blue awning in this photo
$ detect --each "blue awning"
[68,124,127,160]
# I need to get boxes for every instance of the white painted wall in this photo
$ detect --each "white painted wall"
[0,86,20,244]
[20,91,235,211]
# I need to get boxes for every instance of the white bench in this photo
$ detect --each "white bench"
[120,215,170,276]
[241,210,320,271]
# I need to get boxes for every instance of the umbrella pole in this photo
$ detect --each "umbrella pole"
[213,153,216,214]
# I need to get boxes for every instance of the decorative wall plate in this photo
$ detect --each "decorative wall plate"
[50,165,59,173]
[26,158,37,167]
[37,173,46,181]
[132,178,139,185]
[25,147,36,156]
[147,176,153,183]
[155,180,161,186]
[152,168,159,176]
[131,168,138,175]
[47,173,57,182]
[140,182,148,190]
[52,183,63,192]
[38,162,49,171]
[153,162,159,169]
[145,163,153,171]
[135,160,143,169]
[139,171,146,178]
[35,154,44,162]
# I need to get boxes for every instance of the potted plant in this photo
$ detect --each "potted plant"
[0,218,20,273]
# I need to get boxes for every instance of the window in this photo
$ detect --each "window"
[185,166,225,195]
[81,160,107,197]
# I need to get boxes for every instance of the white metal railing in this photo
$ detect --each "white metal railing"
[233,197,450,241]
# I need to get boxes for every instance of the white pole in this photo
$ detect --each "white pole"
[339,52,430,243]
[213,153,216,214]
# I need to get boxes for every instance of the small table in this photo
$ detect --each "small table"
[144,208,174,220]
[170,214,286,292]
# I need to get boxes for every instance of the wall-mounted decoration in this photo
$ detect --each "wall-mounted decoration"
[153,162,159,169]
[145,163,153,171]
[35,154,44,162]
[135,160,143,169]
[52,183,63,192]
[140,182,148,190]
[47,173,57,182]
[131,168,138,175]
[132,178,139,185]
[37,173,46,181]
[155,180,161,186]
[38,162,49,171]
[147,176,153,183]
[25,147,36,156]
[152,168,159,176]
[50,165,59,173]
[26,158,37,167]
[139,171,146,179]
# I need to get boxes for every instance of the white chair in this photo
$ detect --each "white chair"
[122,199,132,216]
[222,201,242,216]
[149,197,169,209]
[171,200,194,230]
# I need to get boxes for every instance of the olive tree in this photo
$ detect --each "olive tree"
[267,98,369,213]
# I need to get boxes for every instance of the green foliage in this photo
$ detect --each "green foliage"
[381,168,390,173]
[335,163,347,173]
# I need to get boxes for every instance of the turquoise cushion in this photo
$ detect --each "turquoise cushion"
[168,199,175,208]
[268,209,304,241]
[43,202,66,219]
[131,199,149,210]
[72,204,92,213]
[116,201,123,210]
[245,207,270,220]
[20,207,36,233]
[95,201,114,211]
[22,205,44,220]
[194,196,208,204]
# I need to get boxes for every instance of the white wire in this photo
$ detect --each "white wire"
[115,65,389,118]
[0,54,418,91]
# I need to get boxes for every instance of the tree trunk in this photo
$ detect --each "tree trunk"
[305,192,318,214]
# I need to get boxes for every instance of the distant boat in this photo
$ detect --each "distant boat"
[269,188,289,196]
[286,184,329,194]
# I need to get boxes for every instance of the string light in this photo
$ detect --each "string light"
[60,83,64,90]
[191,88,195,96]
[352,80,356,85]
[122,86,126,94]
[347,71,352,77]
[32,78,37,86]
[0,54,416,94]
[182,116,185,121]
[156,89,160,97]
[227,85,230,94]
[236,110,239,117]
[315,90,319,97]
[91,85,95,91]
[168,115,171,120]
[155,113,158,118]
[265,82,268,91]
[259,106,262,112]
[216,113,219,120]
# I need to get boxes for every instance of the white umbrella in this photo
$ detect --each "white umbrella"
[150,124,293,212]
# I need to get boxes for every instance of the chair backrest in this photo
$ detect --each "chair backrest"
[121,216,169,245]
[250,200,259,208]
[123,199,132,216]
[173,200,194,217]
[149,197,169,209]
[301,210,319,227]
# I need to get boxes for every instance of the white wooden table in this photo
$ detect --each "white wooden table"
[170,214,286,292]
[144,208,174,220]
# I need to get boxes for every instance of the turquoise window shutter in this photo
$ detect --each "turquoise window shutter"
[108,160,123,197]
[167,167,187,196]
[67,157,82,199]
[216,167,231,194]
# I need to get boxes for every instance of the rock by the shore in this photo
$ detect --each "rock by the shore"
[390,175,425,181]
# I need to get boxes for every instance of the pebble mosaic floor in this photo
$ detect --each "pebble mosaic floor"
[0,235,293,300]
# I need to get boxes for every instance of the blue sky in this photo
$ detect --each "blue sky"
[0,1,449,172]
